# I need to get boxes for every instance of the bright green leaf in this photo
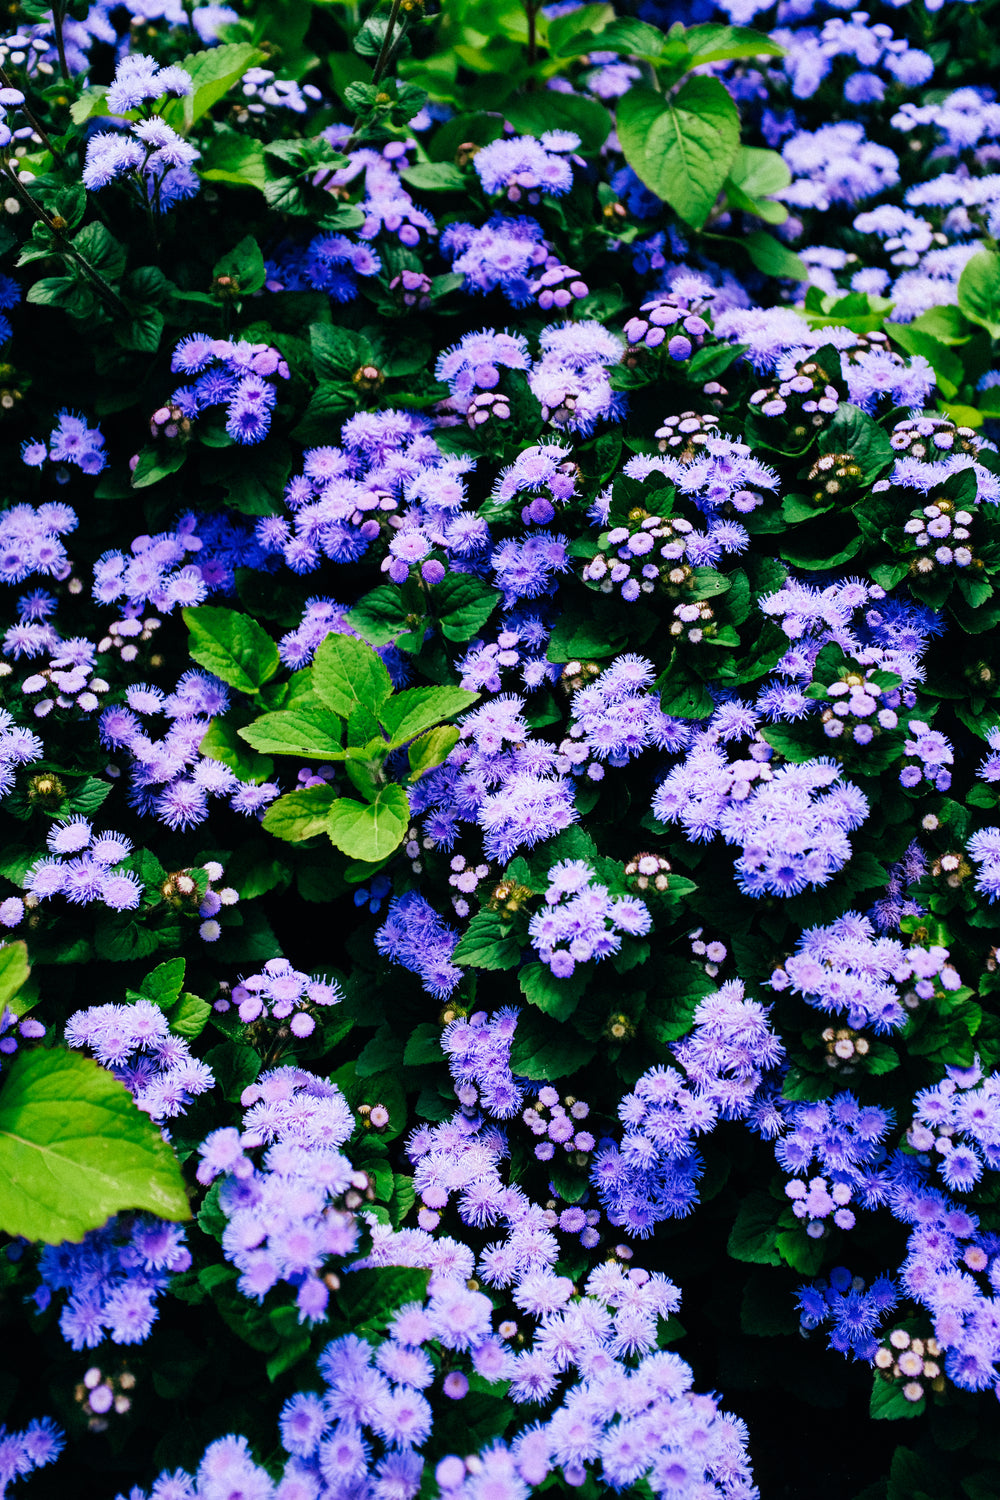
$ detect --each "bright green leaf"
[313,634,393,718]
[380,685,479,745]
[408,725,461,779]
[616,79,740,230]
[0,942,30,1013]
[326,787,411,862]
[958,250,1000,340]
[162,43,266,132]
[238,710,345,758]
[262,786,339,843]
[742,230,808,282]
[0,1048,190,1242]
[183,606,280,694]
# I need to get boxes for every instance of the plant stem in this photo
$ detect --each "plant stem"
[52,1,70,84]
[0,164,129,316]
[0,65,62,160]
[371,0,405,87]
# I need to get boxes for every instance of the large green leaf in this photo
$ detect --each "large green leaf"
[433,574,501,642]
[239,710,345,758]
[313,634,394,718]
[380,686,479,746]
[263,786,339,843]
[683,22,785,64]
[408,726,460,779]
[326,787,411,861]
[162,43,266,132]
[0,941,31,1012]
[183,607,280,694]
[958,249,1000,340]
[742,231,807,281]
[616,78,740,230]
[0,1048,190,1242]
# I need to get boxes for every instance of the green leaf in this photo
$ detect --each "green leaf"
[348,585,422,648]
[509,1008,595,1079]
[518,960,587,1021]
[683,22,785,65]
[0,1048,189,1242]
[326,787,410,861]
[552,16,667,57]
[401,162,466,193]
[871,1377,924,1421]
[167,993,211,1040]
[616,78,740,230]
[453,909,522,970]
[262,786,338,843]
[310,323,375,379]
[162,43,266,131]
[198,132,268,190]
[212,234,266,295]
[819,402,895,483]
[136,957,186,1010]
[724,145,790,223]
[183,606,280,694]
[380,685,479,745]
[434,573,500,642]
[198,716,274,783]
[313,634,393,718]
[727,1191,783,1265]
[502,91,613,156]
[888,324,963,400]
[238,710,345,758]
[742,230,808,281]
[130,446,186,489]
[958,249,1000,340]
[73,221,127,281]
[0,942,30,1013]
[408,725,460,779]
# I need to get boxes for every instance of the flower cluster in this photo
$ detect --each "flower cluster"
[65,997,215,1120]
[218,959,344,1039]
[197,1066,359,1321]
[167,334,291,445]
[34,1214,190,1350]
[527,857,651,979]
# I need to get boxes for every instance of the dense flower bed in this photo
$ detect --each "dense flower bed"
[1,0,1000,1496]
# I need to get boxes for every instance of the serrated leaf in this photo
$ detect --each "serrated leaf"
[183,606,280,694]
[434,573,500,642]
[239,710,345,758]
[162,43,266,132]
[167,993,211,1040]
[453,910,522,970]
[819,402,895,483]
[262,786,338,843]
[137,957,186,1010]
[381,685,479,746]
[616,78,740,229]
[313,633,393,718]
[727,1191,783,1265]
[198,716,273,782]
[0,1048,189,1241]
[518,960,587,1020]
[408,725,461,779]
[326,787,410,861]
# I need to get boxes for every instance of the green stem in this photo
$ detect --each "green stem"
[370,0,405,86]
[0,65,62,159]
[1,165,128,316]
[52,1,70,83]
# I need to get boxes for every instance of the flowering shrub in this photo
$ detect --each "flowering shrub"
[2,0,1000,1497]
